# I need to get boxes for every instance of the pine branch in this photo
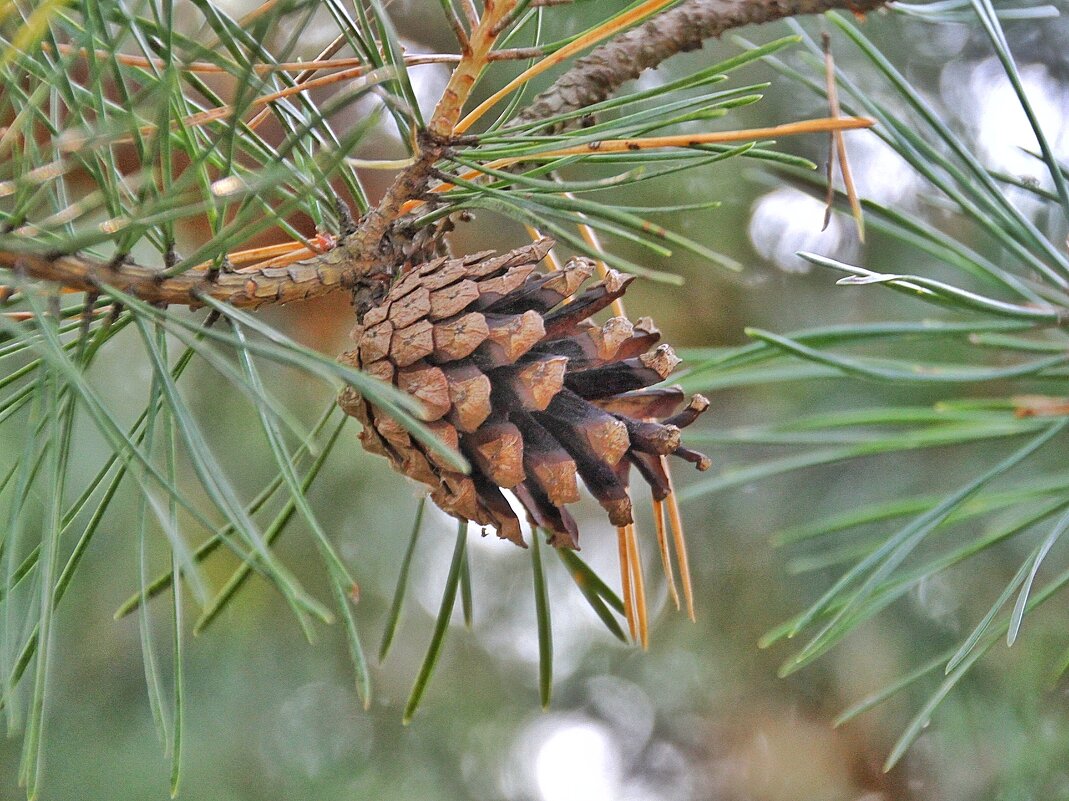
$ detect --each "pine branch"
[513,0,889,131]
[0,246,375,308]
[0,0,885,310]
[0,3,518,309]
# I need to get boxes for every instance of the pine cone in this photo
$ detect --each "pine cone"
[338,239,710,549]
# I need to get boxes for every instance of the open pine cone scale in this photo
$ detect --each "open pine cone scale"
[338,239,710,549]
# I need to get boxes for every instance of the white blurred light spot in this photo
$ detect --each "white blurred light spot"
[845,132,922,207]
[941,57,1069,179]
[912,574,960,631]
[633,69,668,94]
[212,0,260,15]
[343,41,451,148]
[402,40,451,121]
[259,681,372,782]
[535,722,620,801]
[211,176,245,197]
[748,188,849,273]
[99,216,129,234]
[585,676,654,758]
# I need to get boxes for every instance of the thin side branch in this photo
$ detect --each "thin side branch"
[513,0,889,131]
[0,244,380,308]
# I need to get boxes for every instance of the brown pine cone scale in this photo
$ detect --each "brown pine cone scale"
[338,239,709,549]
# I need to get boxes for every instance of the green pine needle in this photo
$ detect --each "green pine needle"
[403,520,467,725]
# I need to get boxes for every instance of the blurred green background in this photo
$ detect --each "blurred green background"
[5,2,1069,799]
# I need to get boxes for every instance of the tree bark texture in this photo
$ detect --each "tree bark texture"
[515,0,888,130]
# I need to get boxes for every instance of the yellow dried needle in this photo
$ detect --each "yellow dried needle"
[456,0,676,133]
[823,32,865,242]
[495,117,875,163]
[663,461,695,622]
[617,526,637,642]
[624,522,649,650]
[653,498,681,612]
[573,209,628,317]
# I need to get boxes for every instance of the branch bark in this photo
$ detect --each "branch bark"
[513,0,888,131]
[0,244,378,308]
